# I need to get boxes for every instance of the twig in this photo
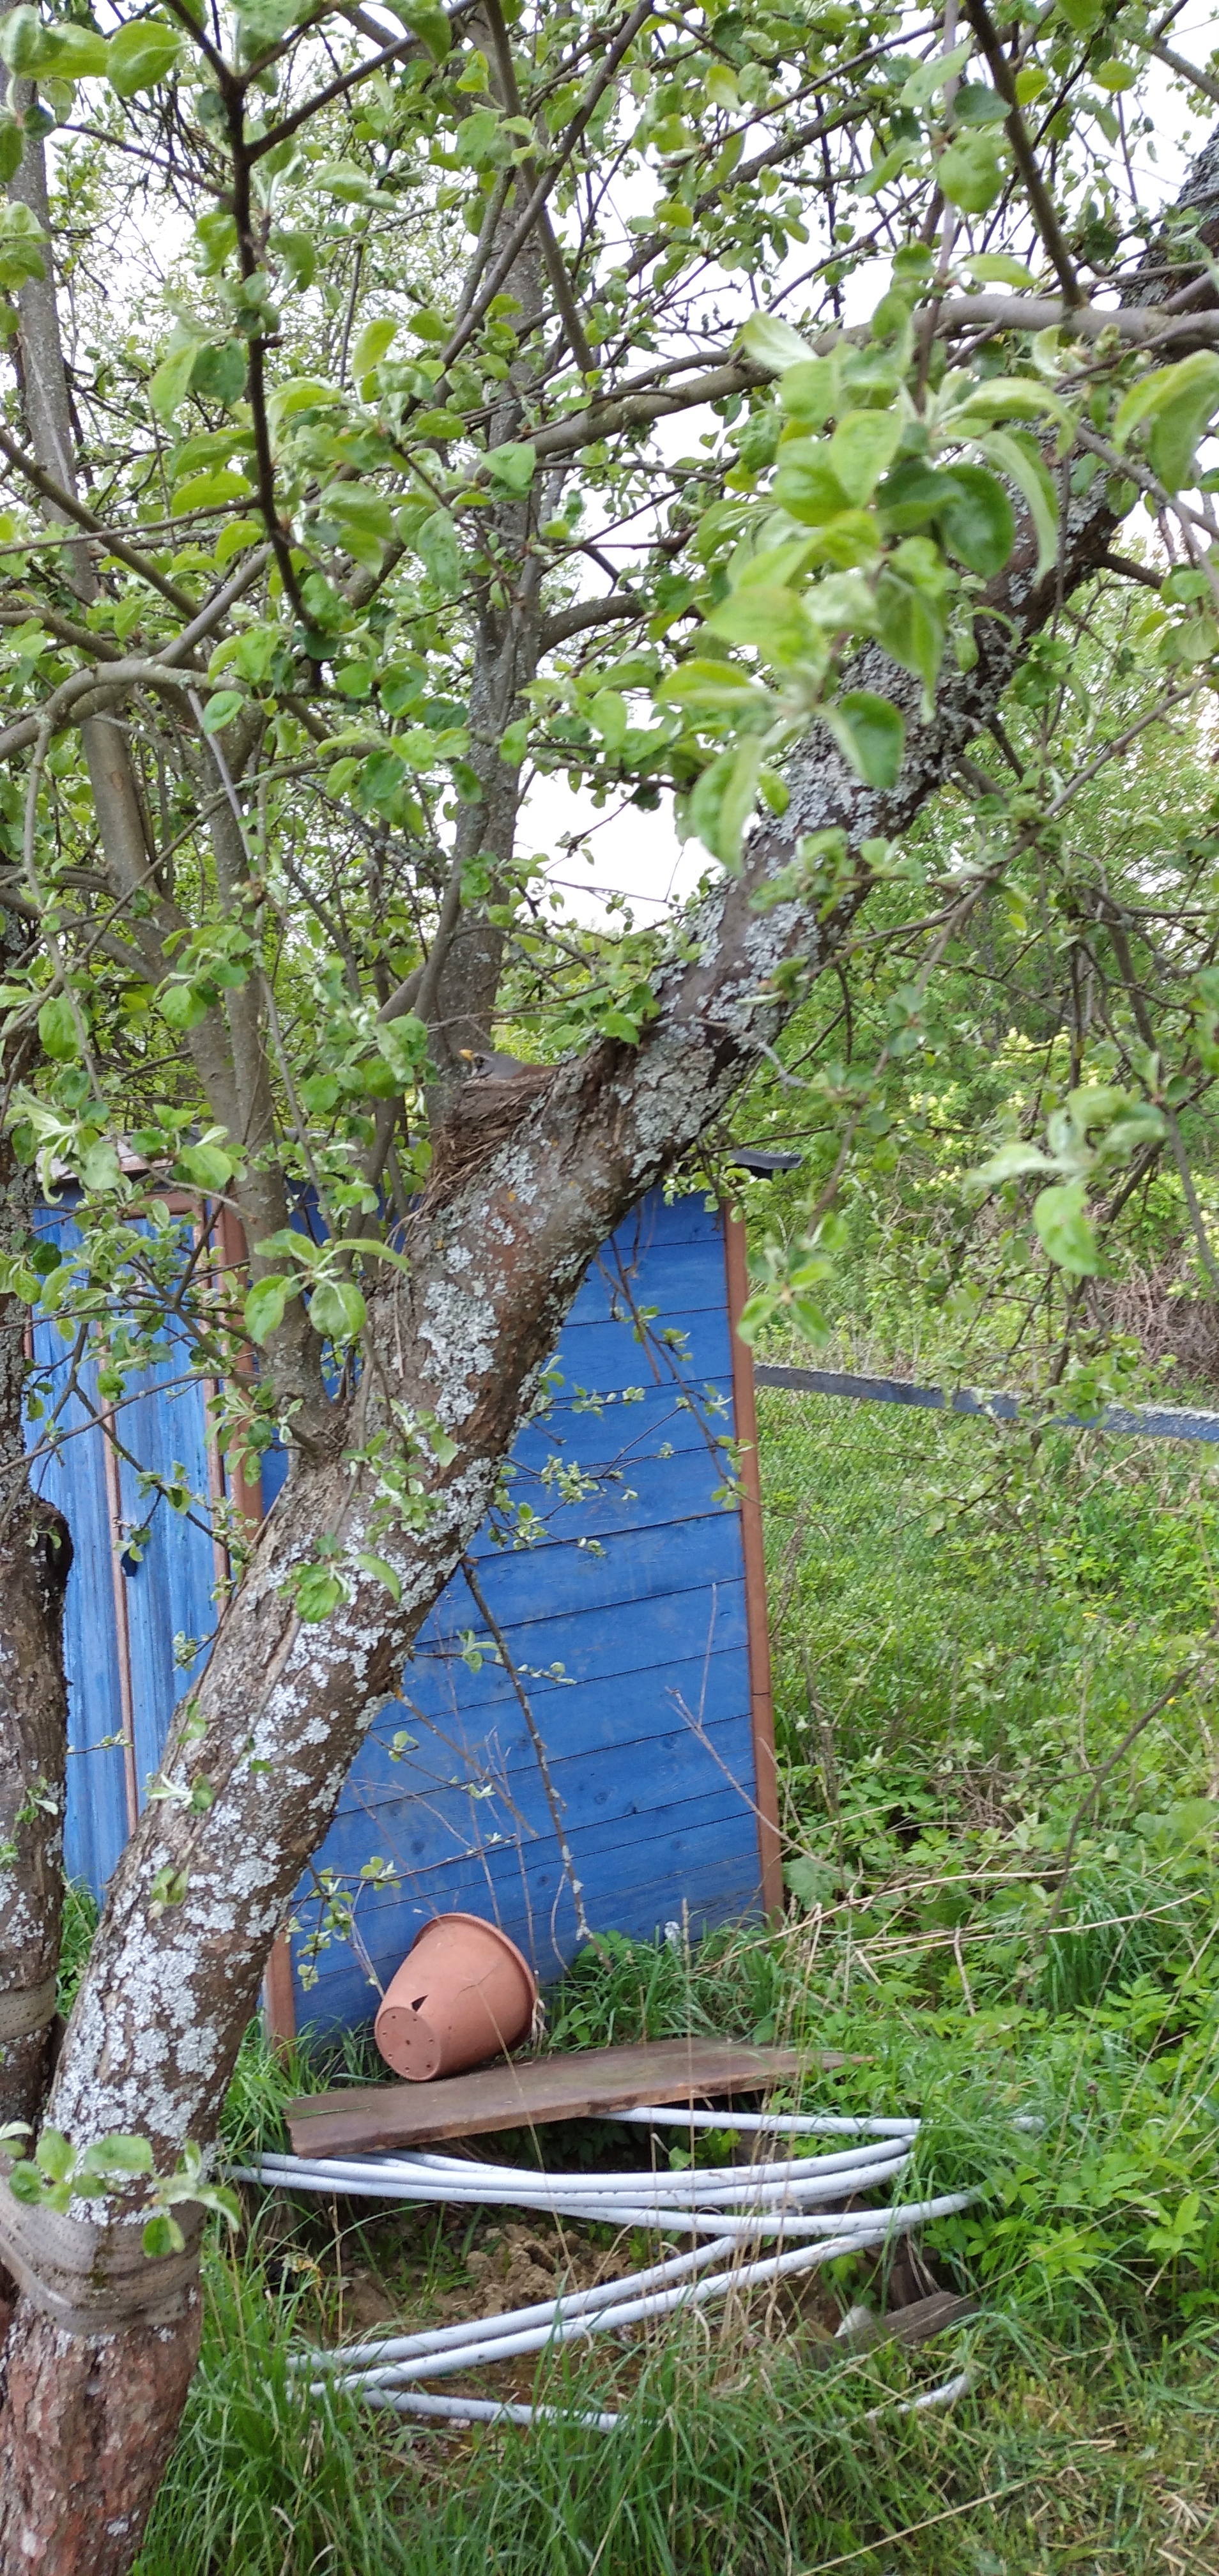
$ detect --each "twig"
[461,1552,592,1941]
[1044,1624,1219,1930]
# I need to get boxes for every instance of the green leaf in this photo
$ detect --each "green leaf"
[1034,1179,1098,1273]
[384,0,452,59]
[352,316,397,379]
[415,508,462,594]
[938,134,1005,214]
[454,105,509,167]
[937,463,1015,576]
[148,1864,189,1907]
[827,407,903,506]
[777,357,836,424]
[188,340,247,407]
[972,1138,1054,1186]
[877,459,962,534]
[79,1140,122,1193]
[658,661,774,716]
[149,342,200,424]
[976,431,1059,579]
[784,1853,843,1906]
[38,994,79,1061]
[771,440,852,525]
[376,1013,429,1085]
[1094,57,1137,91]
[822,691,905,790]
[954,82,1008,126]
[740,312,816,372]
[6,2161,45,2205]
[0,8,52,71]
[486,440,536,495]
[107,19,179,96]
[176,1142,234,1192]
[244,1275,291,1345]
[0,119,22,187]
[309,1278,367,1342]
[954,375,1074,436]
[706,585,825,664]
[172,468,252,516]
[34,2127,73,2184]
[321,482,394,571]
[961,252,1038,288]
[272,227,316,290]
[158,981,210,1032]
[874,568,946,695]
[900,37,973,107]
[213,517,263,567]
[688,738,763,870]
[355,1549,402,1604]
[0,203,46,288]
[201,689,245,735]
[54,18,109,73]
[142,2212,187,2259]
[1114,352,1219,492]
[0,7,105,73]
[292,1563,346,1623]
[79,2133,155,2179]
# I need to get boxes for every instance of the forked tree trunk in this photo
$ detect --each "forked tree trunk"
[3,109,1219,2576]
[0,482,1118,2570]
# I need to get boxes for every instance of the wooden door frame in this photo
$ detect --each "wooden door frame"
[723,1209,784,1920]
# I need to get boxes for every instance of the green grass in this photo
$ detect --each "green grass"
[127,1385,1219,2571]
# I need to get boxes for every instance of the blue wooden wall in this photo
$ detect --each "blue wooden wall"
[29,1190,770,2030]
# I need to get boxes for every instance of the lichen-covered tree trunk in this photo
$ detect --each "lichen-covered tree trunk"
[4,75,1219,2576]
[0,442,1124,2569]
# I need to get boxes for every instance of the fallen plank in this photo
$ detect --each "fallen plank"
[286,2037,813,2157]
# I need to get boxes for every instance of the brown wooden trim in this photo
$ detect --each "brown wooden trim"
[262,1928,297,2051]
[100,1411,140,1836]
[213,1206,267,1534]
[723,1209,784,1920]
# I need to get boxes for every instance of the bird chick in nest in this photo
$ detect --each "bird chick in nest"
[424,1050,554,1202]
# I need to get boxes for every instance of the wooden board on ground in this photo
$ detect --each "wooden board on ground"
[285,2038,813,2156]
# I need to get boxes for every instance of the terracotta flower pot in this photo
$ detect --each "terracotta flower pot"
[374,1912,537,2082]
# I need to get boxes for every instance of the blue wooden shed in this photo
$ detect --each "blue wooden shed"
[29,1184,780,2037]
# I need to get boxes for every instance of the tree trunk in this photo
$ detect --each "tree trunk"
[3,105,1219,2576]
[0,456,1118,2564]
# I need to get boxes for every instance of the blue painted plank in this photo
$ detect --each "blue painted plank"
[564,1238,728,1330]
[544,1314,733,1398]
[318,1713,757,1857]
[346,1646,752,1798]
[116,1364,220,1803]
[402,1582,748,1717]
[470,1446,737,1555]
[28,1360,129,1897]
[420,1512,746,1635]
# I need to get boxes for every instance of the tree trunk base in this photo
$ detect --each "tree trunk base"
[0,2288,201,2576]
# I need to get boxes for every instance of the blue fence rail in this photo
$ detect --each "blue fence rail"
[755,1365,1219,1445]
